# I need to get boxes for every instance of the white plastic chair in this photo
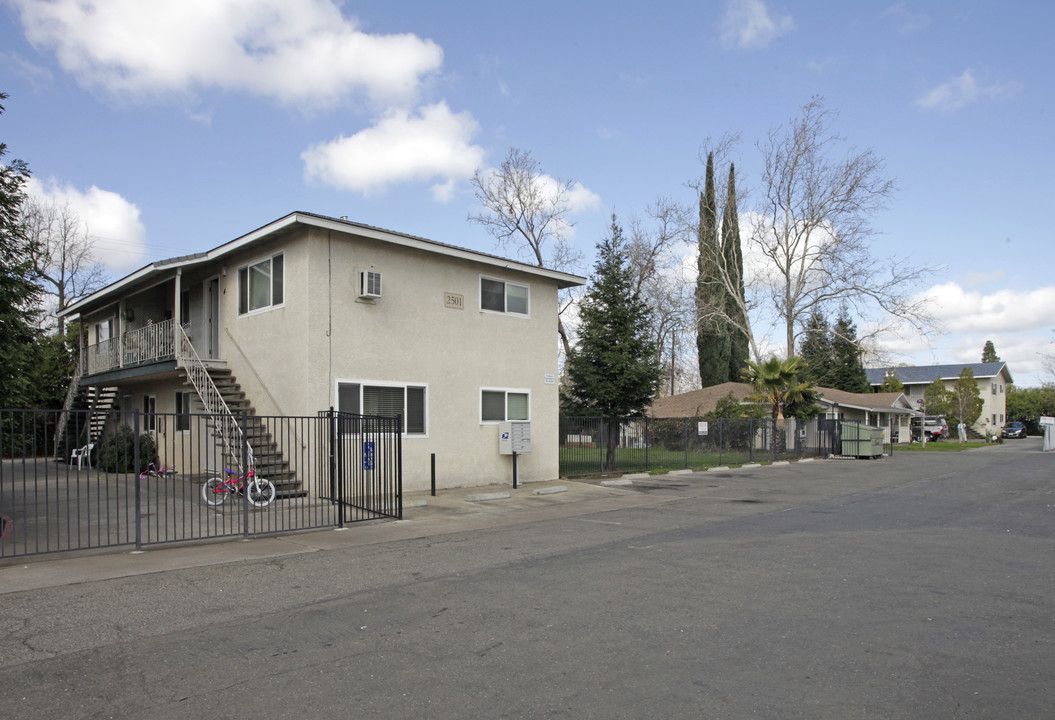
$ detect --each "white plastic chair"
[71,443,94,469]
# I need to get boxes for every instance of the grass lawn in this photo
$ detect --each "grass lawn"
[896,441,991,452]
[559,446,800,476]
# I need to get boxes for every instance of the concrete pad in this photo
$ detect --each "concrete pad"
[533,486,568,496]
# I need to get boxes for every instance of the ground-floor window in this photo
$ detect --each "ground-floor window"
[480,388,530,423]
[337,381,427,435]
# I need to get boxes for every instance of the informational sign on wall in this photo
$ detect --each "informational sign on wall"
[698,421,708,436]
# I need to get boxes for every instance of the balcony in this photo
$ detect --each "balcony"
[83,319,179,376]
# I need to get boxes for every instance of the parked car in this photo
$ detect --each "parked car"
[1001,421,1027,439]
[911,415,949,441]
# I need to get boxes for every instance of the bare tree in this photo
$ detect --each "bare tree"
[22,197,107,334]
[751,97,934,355]
[625,198,696,395]
[468,148,585,357]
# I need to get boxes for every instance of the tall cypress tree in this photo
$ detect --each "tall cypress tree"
[722,163,749,382]
[696,152,729,387]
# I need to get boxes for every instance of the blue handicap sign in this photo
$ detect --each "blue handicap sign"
[363,441,375,471]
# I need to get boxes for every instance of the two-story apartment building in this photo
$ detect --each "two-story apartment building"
[60,211,585,492]
[865,362,1014,435]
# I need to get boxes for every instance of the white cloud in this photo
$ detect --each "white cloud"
[25,178,147,274]
[10,0,443,108]
[915,282,1055,334]
[916,69,1020,112]
[721,0,794,49]
[301,102,485,201]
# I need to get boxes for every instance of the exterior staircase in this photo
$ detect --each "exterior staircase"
[55,381,119,461]
[183,367,302,497]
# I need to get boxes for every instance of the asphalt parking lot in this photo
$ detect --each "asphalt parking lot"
[1,439,1052,719]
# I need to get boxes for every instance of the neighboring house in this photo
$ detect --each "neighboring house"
[647,382,754,418]
[59,211,585,491]
[812,387,915,443]
[865,363,1014,435]
[649,382,913,442]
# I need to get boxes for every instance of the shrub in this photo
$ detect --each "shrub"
[98,425,156,473]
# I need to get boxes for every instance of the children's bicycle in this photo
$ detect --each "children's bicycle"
[201,467,276,508]
[139,463,178,480]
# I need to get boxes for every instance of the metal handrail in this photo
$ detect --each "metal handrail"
[175,323,253,471]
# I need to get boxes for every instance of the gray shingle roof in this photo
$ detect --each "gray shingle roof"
[865,362,1010,386]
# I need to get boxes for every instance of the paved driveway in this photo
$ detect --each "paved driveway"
[0,440,1052,719]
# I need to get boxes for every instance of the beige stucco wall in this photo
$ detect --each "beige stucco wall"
[217,226,563,491]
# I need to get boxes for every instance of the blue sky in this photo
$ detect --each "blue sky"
[2,0,1053,385]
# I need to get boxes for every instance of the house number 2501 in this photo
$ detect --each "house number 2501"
[444,292,464,309]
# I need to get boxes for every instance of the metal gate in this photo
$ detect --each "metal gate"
[0,408,402,559]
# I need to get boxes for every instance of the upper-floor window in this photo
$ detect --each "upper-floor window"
[480,276,529,316]
[239,253,284,315]
[991,382,997,395]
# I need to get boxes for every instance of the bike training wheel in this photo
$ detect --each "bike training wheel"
[202,478,226,506]
[246,478,276,507]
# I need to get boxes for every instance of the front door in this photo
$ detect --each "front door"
[207,277,220,359]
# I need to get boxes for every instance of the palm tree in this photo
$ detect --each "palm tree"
[743,356,812,420]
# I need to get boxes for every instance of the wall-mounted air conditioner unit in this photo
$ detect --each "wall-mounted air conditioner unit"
[358,270,382,299]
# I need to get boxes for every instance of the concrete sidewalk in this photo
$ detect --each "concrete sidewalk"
[0,474,663,594]
[0,458,843,595]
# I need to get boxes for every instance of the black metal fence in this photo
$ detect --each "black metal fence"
[559,416,893,476]
[0,408,401,559]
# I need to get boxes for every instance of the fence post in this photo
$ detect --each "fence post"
[134,410,142,552]
[242,410,250,539]
[644,417,649,471]
[599,418,605,473]
[718,418,723,465]
[683,418,689,469]
[330,408,342,529]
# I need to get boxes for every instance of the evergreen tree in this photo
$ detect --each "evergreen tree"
[827,309,871,393]
[923,379,951,418]
[696,152,729,387]
[797,310,831,386]
[722,163,749,382]
[0,92,43,409]
[564,215,662,469]
[948,367,984,429]
[981,340,1001,363]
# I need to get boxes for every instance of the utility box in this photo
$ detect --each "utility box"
[499,421,531,455]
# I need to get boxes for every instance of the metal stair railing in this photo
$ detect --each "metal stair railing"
[175,323,253,472]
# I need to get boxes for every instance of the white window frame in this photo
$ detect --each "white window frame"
[238,251,285,316]
[479,275,530,317]
[480,387,531,424]
[335,380,428,437]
